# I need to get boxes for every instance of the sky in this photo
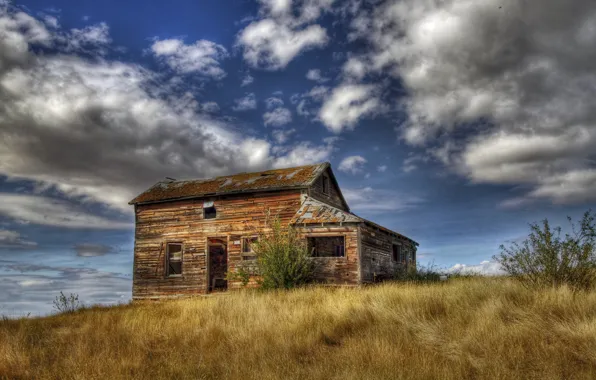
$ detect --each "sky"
[1,0,595,316]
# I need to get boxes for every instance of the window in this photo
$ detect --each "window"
[166,243,182,276]
[392,244,401,262]
[322,174,330,195]
[203,201,216,219]
[308,236,345,257]
[242,237,258,260]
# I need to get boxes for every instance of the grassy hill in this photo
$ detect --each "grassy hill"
[1,278,596,379]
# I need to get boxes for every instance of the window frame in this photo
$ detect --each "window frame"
[321,174,330,195]
[241,236,258,260]
[307,235,346,258]
[203,205,217,220]
[165,242,183,277]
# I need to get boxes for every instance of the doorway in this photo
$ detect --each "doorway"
[208,238,227,292]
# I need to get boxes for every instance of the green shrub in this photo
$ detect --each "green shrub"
[250,215,315,290]
[494,209,596,290]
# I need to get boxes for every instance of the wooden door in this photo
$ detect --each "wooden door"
[208,238,227,292]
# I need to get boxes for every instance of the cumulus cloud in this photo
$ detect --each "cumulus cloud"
[305,68,328,82]
[271,128,296,144]
[319,84,380,133]
[449,261,505,276]
[232,92,257,111]
[338,155,367,174]
[0,6,338,219]
[265,96,284,109]
[343,186,424,213]
[241,73,254,86]
[0,229,36,248]
[236,0,333,70]
[377,165,387,173]
[347,0,596,204]
[263,107,292,126]
[150,38,228,78]
[200,101,219,113]
[273,137,337,168]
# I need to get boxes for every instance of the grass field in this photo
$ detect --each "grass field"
[2,277,596,379]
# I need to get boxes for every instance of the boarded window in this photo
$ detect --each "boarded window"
[166,243,182,276]
[242,237,258,260]
[308,236,345,257]
[322,174,330,194]
[204,206,216,219]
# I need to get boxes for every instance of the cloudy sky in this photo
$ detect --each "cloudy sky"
[1,0,595,316]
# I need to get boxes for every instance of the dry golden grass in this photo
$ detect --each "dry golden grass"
[2,278,596,379]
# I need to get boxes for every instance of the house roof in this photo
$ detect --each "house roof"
[129,162,329,205]
[291,196,361,224]
[292,197,419,246]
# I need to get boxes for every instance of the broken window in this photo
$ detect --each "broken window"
[308,236,345,257]
[242,237,258,260]
[322,174,330,195]
[203,201,216,219]
[166,243,182,276]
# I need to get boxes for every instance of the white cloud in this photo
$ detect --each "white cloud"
[377,165,387,173]
[338,155,367,174]
[342,57,367,80]
[0,263,132,316]
[241,73,254,86]
[66,22,111,54]
[319,84,380,133]
[343,186,424,213]
[263,107,292,126]
[0,229,36,248]
[265,96,284,109]
[348,0,596,204]
[150,38,228,78]
[449,261,505,276]
[271,128,296,144]
[236,0,334,70]
[0,194,131,229]
[232,92,257,111]
[273,138,337,168]
[200,101,219,113]
[306,68,329,82]
[0,7,338,216]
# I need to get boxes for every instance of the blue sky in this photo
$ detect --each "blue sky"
[1,0,595,315]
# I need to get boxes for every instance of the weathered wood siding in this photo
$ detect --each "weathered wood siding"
[299,225,360,285]
[308,168,347,211]
[133,190,303,299]
[359,223,417,282]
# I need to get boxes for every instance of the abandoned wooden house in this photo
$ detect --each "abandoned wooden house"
[129,162,418,299]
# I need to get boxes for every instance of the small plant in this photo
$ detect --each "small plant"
[53,291,81,313]
[251,214,315,290]
[494,209,596,290]
[226,265,255,287]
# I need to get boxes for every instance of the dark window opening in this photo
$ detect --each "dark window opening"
[392,244,401,262]
[242,237,258,260]
[308,236,345,257]
[204,206,217,219]
[322,175,330,195]
[166,243,182,276]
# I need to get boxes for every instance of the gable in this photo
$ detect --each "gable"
[308,167,350,211]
